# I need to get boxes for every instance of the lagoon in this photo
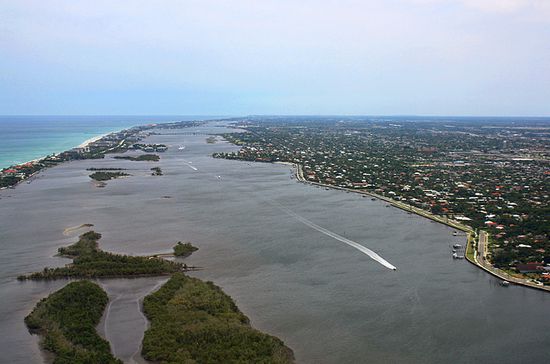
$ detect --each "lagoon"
[0,122,548,364]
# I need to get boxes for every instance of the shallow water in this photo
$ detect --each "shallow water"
[0,122,548,364]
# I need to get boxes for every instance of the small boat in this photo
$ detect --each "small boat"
[453,231,458,236]
[453,243,462,249]
[500,280,510,287]
[178,146,185,150]
[452,253,464,259]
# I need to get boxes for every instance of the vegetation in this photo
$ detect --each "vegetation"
[173,241,198,257]
[151,167,163,176]
[142,273,294,364]
[18,231,184,280]
[25,280,121,364]
[132,143,167,151]
[113,154,159,161]
[89,171,129,181]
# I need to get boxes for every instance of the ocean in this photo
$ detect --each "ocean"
[0,115,220,169]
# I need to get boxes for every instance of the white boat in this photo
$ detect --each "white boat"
[500,280,510,287]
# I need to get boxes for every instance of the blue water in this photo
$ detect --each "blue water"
[0,115,220,169]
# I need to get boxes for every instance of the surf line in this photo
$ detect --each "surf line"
[270,201,397,270]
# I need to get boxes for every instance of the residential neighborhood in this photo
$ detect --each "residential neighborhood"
[215,117,550,285]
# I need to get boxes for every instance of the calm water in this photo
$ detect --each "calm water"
[0,115,221,169]
[0,122,548,364]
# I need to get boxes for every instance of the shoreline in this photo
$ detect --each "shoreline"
[284,161,549,293]
[0,126,141,190]
[1,128,130,171]
[77,132,115,148]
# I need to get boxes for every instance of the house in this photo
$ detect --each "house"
[516,262,544,274]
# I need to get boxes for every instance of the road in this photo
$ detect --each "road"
[474,230,550,292]
[477,230,489,267]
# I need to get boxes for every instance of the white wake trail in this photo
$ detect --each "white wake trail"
[182,160,198,171]
[272,201,397,270]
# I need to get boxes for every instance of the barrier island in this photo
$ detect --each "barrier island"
[25,280,121,364]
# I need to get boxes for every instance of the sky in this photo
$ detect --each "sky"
[1,0,549,116]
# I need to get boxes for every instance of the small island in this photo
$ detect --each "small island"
[173,241,198,257]
[17,231,186,280]
[89,171,130,181]
[22,231,294,363]
[142,273,294,364]
[113,154,160,161]
[151,167,163,176]
[25,280,121,364]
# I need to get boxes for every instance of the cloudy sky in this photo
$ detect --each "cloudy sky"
[1,0,549,115]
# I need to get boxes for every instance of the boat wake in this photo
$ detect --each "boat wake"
[270,201,397,270]
[182,160,198,171]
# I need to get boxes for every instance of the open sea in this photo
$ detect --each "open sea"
[0,115,220,169]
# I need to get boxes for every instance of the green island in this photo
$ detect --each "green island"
[114,154,160,162]
[25,280,121,364]
[17,231,184,280]
[89,171,130,181]
[22,231,294,363]
[151,167,163,176]
[142,273,294,364]
[173,241,198,257]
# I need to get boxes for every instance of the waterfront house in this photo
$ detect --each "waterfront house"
[516,262,544,274]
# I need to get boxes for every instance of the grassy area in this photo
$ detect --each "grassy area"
[25,280,121,364]
[89,171,130,181]
[142,273,294,364]
[18,231,184,280]
[466,233,475,261]
[113,154,159,161]
[173,241,198,257]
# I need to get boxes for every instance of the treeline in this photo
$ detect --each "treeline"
[18,231,183,280]
[142,273,294,364]
[25,280,121,364]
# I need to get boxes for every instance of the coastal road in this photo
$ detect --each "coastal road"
[477,231,489,268]
[474,230,550,291]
